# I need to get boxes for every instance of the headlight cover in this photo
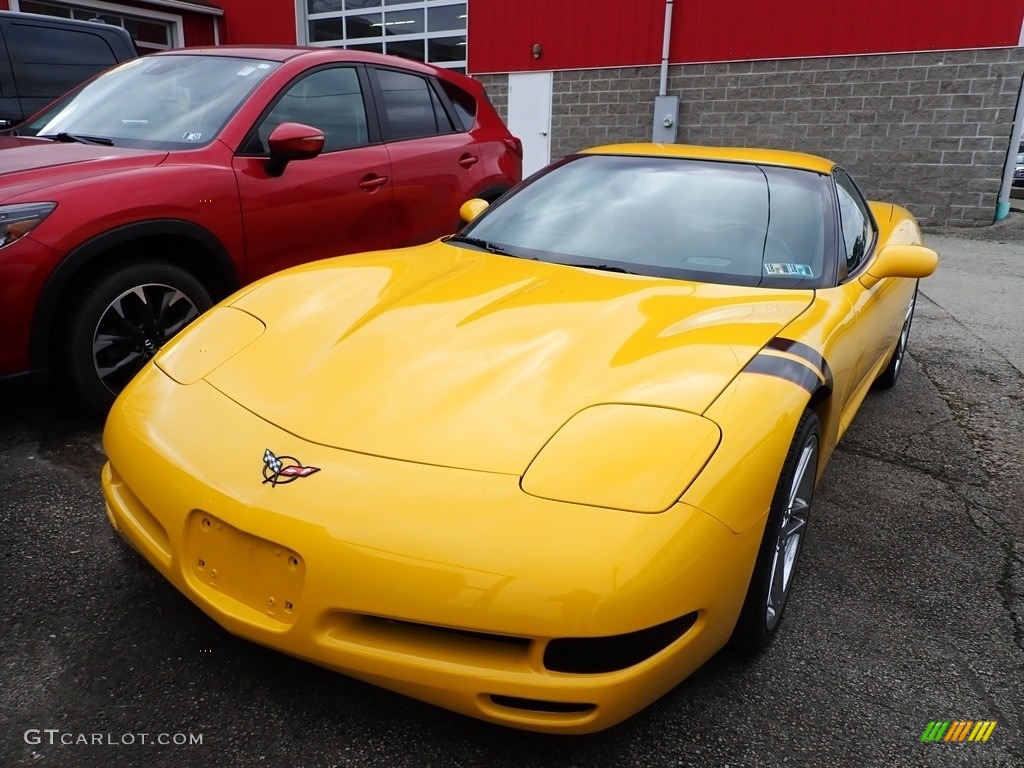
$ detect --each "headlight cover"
[521,404,721,513]
[155,306,265,384]
[0,202,57,248]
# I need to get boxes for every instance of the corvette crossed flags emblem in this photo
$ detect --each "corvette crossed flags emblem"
[262,449,320,487]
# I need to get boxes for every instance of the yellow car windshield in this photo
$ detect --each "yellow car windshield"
[458,154,833,288]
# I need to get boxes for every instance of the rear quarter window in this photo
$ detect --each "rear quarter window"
[439,79,476,131]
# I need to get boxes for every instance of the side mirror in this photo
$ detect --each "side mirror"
[266,122,325,177]
[860,244,939,289]
[459,198,489,223]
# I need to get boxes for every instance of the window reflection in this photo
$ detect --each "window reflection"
[387,38,426,61]
[347,13,382,38]
[428,36,465,63]
[308,0,344,13]
[383,9,425,34]
[304,0,468,70]
[428,3,466,32]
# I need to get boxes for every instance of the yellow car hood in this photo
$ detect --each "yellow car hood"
[207,244,813,474]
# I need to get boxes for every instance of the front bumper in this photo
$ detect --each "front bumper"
[102,366,761,733]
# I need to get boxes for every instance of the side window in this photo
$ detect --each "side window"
[834,170,875,276]
[439,80,477,131]
[8,25,117,98]
[248,66,368,154]
[376,68,453,141]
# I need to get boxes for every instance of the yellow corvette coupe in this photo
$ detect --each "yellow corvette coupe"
[101,143,937,734]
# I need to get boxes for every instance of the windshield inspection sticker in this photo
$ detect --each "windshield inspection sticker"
[765,263,814,277]
[183,132,203,141]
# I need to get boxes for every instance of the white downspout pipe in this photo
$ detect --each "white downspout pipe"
[996,74,1024,221]
[658,0,674,97]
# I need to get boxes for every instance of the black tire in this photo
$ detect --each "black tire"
[61,261,212,414]
[730,409,820,654]
[874,286,917,390]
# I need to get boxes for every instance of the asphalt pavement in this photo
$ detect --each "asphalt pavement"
[1,222,1022,768]
[923,226,1024,373]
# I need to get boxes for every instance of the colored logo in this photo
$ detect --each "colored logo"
[920,721,997,743]
[262,449,320,487]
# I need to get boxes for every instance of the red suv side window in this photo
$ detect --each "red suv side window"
[376,69,453,141]
[249,67,369,153]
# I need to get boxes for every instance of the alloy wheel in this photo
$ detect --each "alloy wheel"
[765,433,817,630]
[91,283,201,394]
[891,301,914,379]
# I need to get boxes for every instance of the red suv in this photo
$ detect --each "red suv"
[0,47,521,411]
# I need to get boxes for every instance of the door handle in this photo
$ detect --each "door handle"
[358,174,388,191]
[458,153,479,169]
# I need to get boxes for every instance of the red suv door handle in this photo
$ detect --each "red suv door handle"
[358,174,388,191]
[458,154,479,169]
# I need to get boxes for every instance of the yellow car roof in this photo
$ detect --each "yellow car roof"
[581,143,836,174]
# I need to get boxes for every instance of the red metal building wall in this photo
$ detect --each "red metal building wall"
[180,14,215,46]
[469,0,664,73]
[674,0,1024,62]
[469,0,1024,73]
[216,0,295,46]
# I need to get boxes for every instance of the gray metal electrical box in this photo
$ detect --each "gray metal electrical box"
[652,95,680,143]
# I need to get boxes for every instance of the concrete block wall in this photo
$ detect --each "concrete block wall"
[476,47,1024,227]
[478,75,508,121]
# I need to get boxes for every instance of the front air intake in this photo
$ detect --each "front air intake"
[488,695,596,714]
[543,612,698,674]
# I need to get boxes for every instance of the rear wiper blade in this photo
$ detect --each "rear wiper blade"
[445,234,510,255]
[567,263,637,275]
[39,132,114,146]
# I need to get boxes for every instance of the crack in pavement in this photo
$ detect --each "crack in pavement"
[831,438,1024,667]
[912,307,1024,661]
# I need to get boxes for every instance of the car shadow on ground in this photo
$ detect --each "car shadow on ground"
[0,380,106,478]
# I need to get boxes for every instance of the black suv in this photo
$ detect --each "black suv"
[0,11,137,128]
